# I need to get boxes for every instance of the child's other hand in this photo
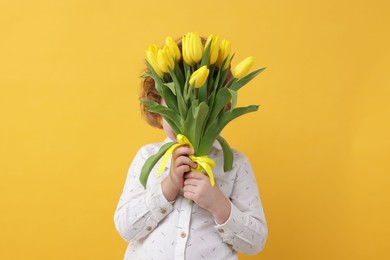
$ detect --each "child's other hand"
[162,146,197,201]
[183,172,231,224]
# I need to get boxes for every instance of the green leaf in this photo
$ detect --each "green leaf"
[198,81,208,103]
[198,43,211,103]
[216,54,234,89]
[207,88,231,126]
[183,102,209,153]
[185,83,194,103]
[144,61,179,113]
[213,64,222,91]
[163,82,176,95]
[145,60,163,87]
[230,53,235,63]
[229,67,266,91]
[219,105,259,131]
[139,142,177,188]
[200,40,211,67]
[160,83,179,113]
[183,62,191,103]
[201,105,259,154]
[216,135,233,172]
[227,89,238,110]
[207,65,216,97]
[219,64,231,89]
[183,103,195,146]
[173,61,185,87]
[139,99,183,133]
[139,72,153,78]
[208,64,224,110]
[168,67,188,119]
[194,102,210,152]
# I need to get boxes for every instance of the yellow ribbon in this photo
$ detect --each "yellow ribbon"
[156,134,216,186]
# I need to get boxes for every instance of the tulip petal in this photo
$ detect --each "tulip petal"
[165,36,181,61]
[233,56,255,79]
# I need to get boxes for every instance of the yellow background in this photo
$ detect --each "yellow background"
[1,0,389,259]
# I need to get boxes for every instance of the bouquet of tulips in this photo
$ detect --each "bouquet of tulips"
[139,32,265,188]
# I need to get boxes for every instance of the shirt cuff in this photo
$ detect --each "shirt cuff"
[145,182,174,223]
[214,201,246,241]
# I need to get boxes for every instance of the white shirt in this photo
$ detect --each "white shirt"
[114,138,268,260]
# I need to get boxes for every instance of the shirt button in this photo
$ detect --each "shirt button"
[218,228,224,233]
[180,232,187,238]
[146,226,152,231]
[161,208,167,214]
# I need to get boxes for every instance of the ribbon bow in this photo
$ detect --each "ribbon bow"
[156,134,216,186]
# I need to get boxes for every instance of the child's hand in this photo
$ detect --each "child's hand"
[162,146,197,201]
[170,146,197,188]
[183,172,231,224]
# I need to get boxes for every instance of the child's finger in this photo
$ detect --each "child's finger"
[183,187,197,201]
[183,183,197,193]
[173,146,194,159]
[186,158,197,169]
[183,191,194,201]
[176,165,190,175]
[185,171,207,180]
[183,177,197,186]
[175,156,196,169]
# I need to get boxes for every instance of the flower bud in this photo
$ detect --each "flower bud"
[182,32,203,66]
[145,44,163,78]
[189,65,209,88]
[216,39,231,70]
[165,36,181,61]
[191,32,203,64]
[205,34,219,65]
[182,35,193,65]
[157,46,175,73]
[233,56,255,80]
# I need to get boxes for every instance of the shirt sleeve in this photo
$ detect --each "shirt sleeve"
[113,146,174,242]
[214,152,268,255]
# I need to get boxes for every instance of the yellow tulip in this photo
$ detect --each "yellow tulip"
[205,34,219,65]
[165,36,181,61]
[182,35,192,65]
[145,44,163,78]
[157,46,175,73]
[216,39,231,69]
[182,32,203,66]
[147,43,158,55]
[189,65,209,88]
[191,32,203,63]
[233,56,255,80]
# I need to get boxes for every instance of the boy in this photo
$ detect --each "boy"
[114,38,268,260]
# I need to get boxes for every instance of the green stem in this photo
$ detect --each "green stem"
[225,77,235,88]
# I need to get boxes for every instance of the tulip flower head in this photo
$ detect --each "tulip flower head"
[205,34,219,65]
[145,44,163,78]
[165,36,181,61]
[233,56,255,80]
[182,32,203,66]
[157,46,175,73]
[189,65,209,88]
[216,39,231,70]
